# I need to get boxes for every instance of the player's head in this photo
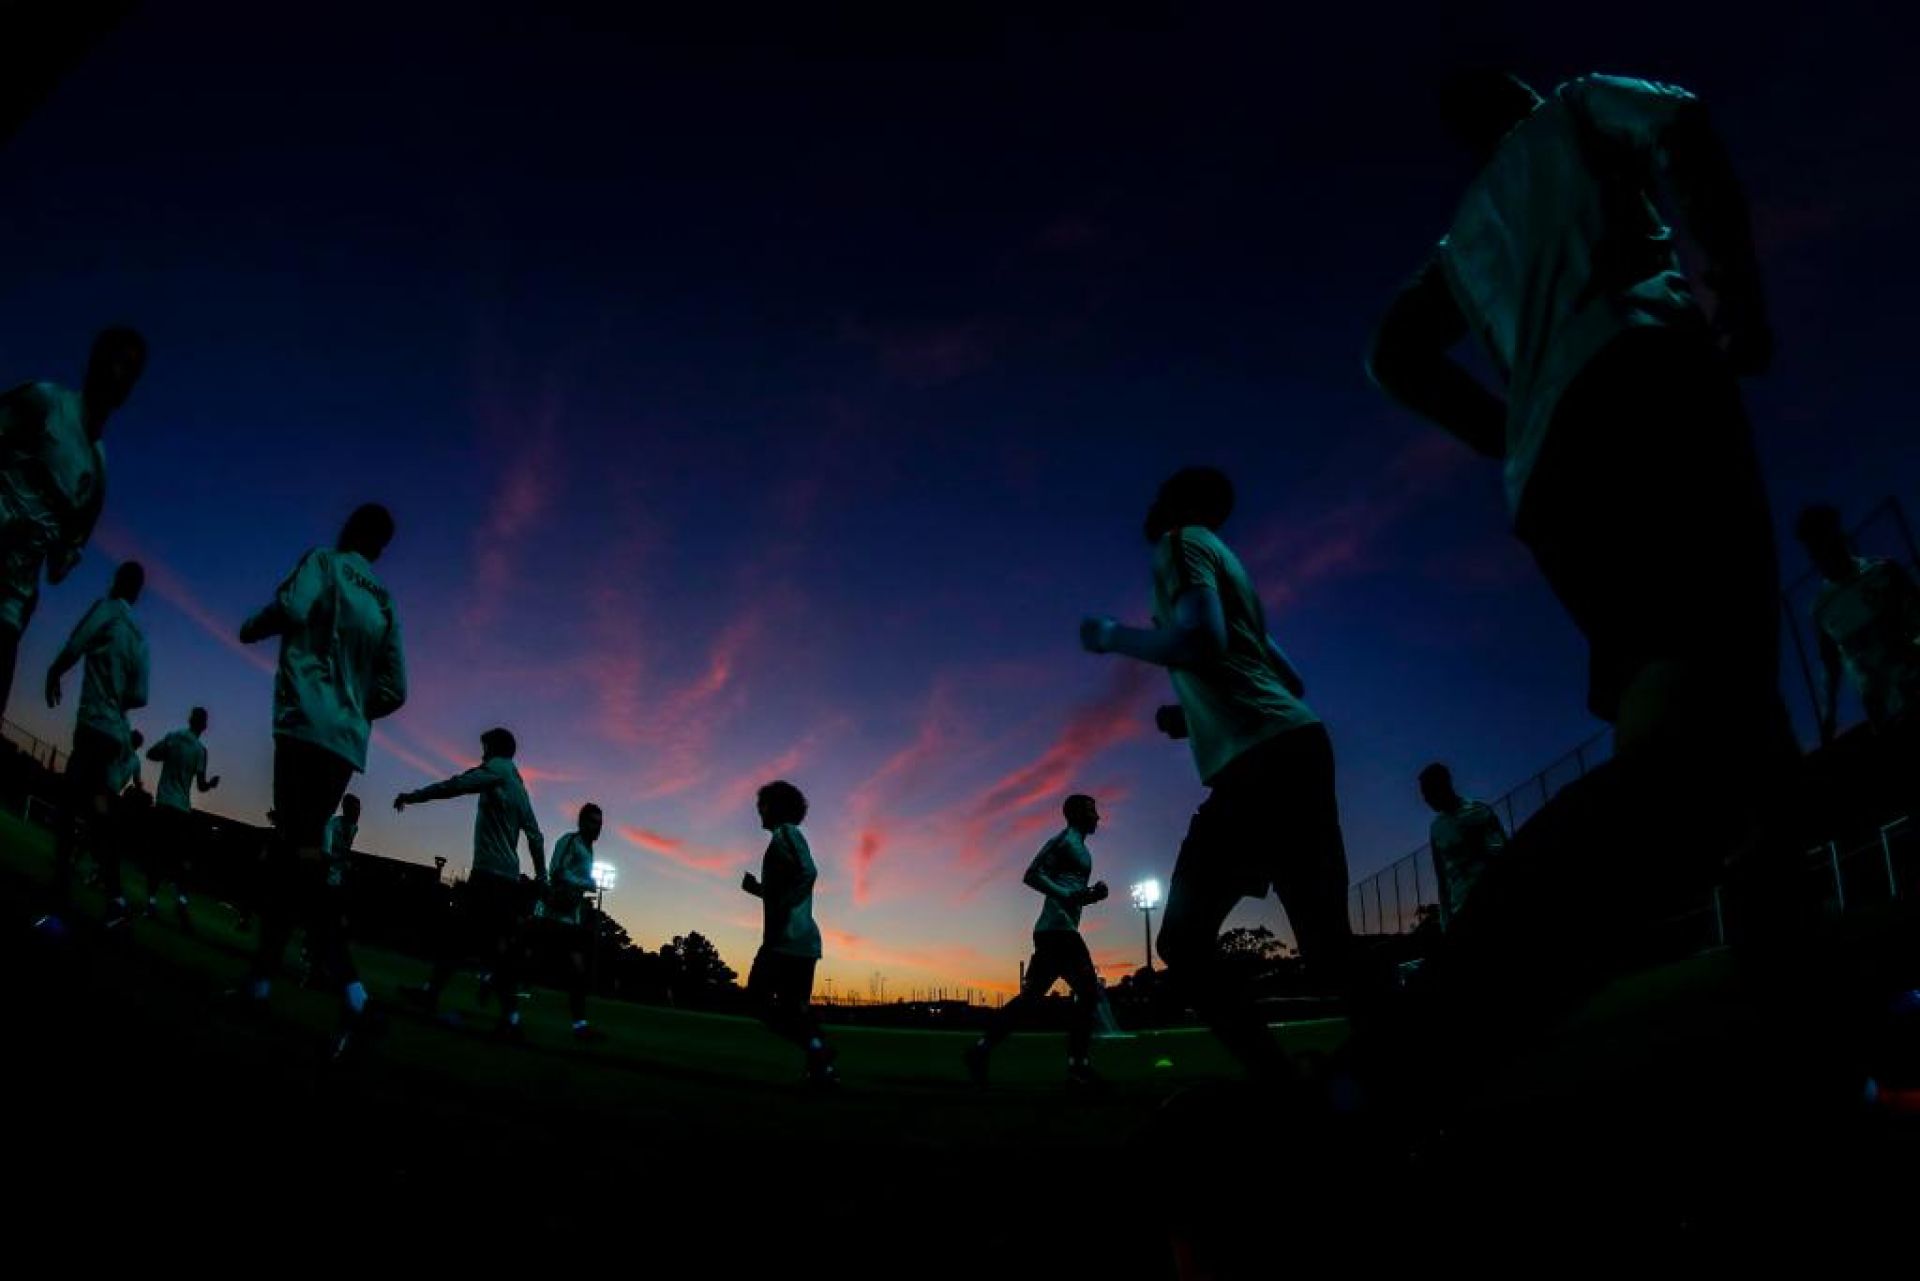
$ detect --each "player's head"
[579,802,604,842]
[1145,467,1235,543]
[1438,69,1543,161]
[110,560,145,604]
[84,325,148,427]
[1064,793,1100,836]
[756,779,808,830]
[1795,504,1854,578]
[481,726,517,760]
[337,503,396,562]
[1418,762,1459,812]
[188,705,209,735]
[341,793,362,821]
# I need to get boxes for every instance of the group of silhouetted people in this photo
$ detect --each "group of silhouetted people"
[13,67,1920,1140]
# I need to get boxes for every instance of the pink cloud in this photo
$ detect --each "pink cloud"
[617,823,738,874]
[817,925,991,979]
[461,402,562,632]
[957,664,1155,865]
[844,666,1153,907]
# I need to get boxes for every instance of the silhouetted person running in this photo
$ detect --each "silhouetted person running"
[964,793,1112,1090]
[542,802,606,1043]
[1418,763,1506,928]
[38,559,147,931]
[396,726,545,1042]
[1360,70,1796,1120]
[232,503,408,1061]
[1796,504,1920,744]
[1082,467,1353,1081]
[144,705,220,928]
[741,780,838,1086]
[0,327,145,722]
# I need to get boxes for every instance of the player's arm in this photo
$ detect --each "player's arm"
[1083,585,1228,669]
[46,477,103,588]
[240,550,322,644]
[1366,253,1506,459]
[196,755,219,792]
[525,815,547,883]
[395,766,503,811]
[44,600,104,707]
[370,612,408,720]
[1023,842,1106,907]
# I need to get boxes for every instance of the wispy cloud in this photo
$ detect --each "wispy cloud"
[616,823,740,875]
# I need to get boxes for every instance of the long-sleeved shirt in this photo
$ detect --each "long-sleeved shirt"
[0,382,105,633]
[409,755,545,882]
[1152,524,1319,785]
[545,829,597,925]
[243,546,407,771]
[752,823,821,959]
[150,728,209,812]
[1371,75,1763,522]
[54,595,147,749]
[1025,826,1094,934]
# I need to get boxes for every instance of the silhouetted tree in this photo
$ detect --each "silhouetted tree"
[659,931,738,1003]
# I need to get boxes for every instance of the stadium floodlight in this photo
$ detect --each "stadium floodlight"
[1130,879,1162,972]
[592,861,618,892]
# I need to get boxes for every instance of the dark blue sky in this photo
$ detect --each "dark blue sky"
[2,1,1913,989]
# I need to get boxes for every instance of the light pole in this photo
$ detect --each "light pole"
[1131,878,1162,973]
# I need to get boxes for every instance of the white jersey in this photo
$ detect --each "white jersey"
[758,824,821,959]
[546,829,597,925]
[412,756,544,882]
[55,596,147,749]
[1429,799,1507,924]
[0,382,105,632]
[244,546,407,771]
[1427,76,1724,517]
[1025,827,1094,934]
[151,728,208,812]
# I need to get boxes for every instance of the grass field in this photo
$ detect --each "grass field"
[9,809,1918,1272]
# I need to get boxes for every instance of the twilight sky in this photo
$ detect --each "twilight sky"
[2,1,1914,994]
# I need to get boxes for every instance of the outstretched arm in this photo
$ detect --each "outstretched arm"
[395,766,503,811]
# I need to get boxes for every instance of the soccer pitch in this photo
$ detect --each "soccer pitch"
[2,810,1344,1150]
